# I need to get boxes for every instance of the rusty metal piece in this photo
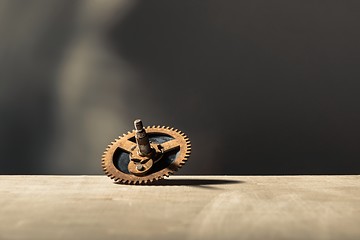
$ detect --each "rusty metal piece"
[134,119,152,156]
[128,158,153,176]
[102,120,191,184]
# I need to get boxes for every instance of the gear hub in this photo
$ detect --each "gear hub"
[102,119,191,184]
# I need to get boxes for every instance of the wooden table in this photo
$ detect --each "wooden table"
[0,175,359,240]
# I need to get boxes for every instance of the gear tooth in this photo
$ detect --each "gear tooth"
[166,126,171,130]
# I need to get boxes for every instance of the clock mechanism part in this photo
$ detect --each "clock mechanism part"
[102,119,191,184]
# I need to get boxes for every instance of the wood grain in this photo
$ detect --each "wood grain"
[0,175,359,240]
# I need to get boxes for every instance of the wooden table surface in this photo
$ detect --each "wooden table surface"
[0,175,359,240]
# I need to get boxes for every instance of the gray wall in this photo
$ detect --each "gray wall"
[1,0,360,174]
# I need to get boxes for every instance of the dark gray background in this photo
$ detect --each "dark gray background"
[1,0,359,175]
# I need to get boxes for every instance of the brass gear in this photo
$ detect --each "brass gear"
[102,122,191,184]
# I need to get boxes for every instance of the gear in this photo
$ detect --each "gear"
[102,120,191,184]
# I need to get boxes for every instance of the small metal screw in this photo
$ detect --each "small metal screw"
[136,164,144,171]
